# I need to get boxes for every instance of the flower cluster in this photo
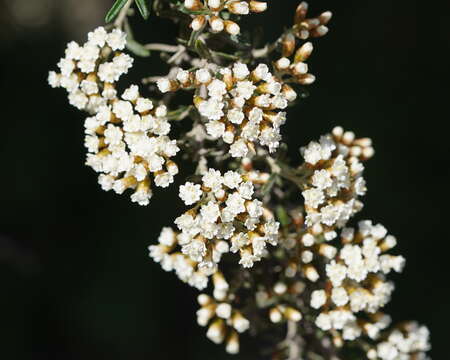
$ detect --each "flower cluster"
[49,27,180,205]
[158,63,297,157]
[367,322,431,360]
[85,85,179,205]
[310,221,405,342]
[48,27,132,114]
[274,41,316,85]
[196,273,250,354]
[176,168,279,268]
[148,227,212,289]
[50,2,432,358]
[293,1,332,40]
[301,126,374,231]
[184,0,267,35]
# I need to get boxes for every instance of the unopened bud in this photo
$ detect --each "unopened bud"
[191,15,206,31]
[225,331,240,354]
[224,20,240,35]
[249,1,267,13]
[282,33,296,57]
[295,42,313,62]
[294,1,309,24]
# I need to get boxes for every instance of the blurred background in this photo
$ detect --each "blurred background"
[0,0,448,359]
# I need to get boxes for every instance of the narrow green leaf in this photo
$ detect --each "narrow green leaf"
[135,0,151,20]
[105,0,129,23]
[276,206,291,227]
[126,38,151,57]
[195,39,212,60]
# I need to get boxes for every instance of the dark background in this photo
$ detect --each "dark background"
[0,0,448,359]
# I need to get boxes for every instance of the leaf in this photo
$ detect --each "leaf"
[276,206,291,227]
[126,38,151,57]
[195,39,212,60]
[105,0,129,23]
[135,0,151,20]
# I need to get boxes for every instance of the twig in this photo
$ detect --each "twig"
[144,43,181,52]
[114,0,134,29]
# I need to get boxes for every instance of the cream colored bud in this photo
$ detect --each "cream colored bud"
[275,57,291,70]
[225,20,240,35]
[227,1,249,15]
[304,265,319,282]
[198,294,213,306]
[312,25,329,37]
[295,41,313,62]
[191,15,206,31]
[225,331,240,354]
[216,303,232,319]
[209,16,224,32]
[332,126,344,138]
[362,146,375,160]
[206,319,226,344]
[284,307,302,322]
[184,0,202,10]
[213,271,229,291]
[269,307,283,323]
[232,312,250,333]
[249,1,267,13]
[342,131,355,145]
[298,73,316,85]
[273,282,287,295]
[282,32,296,57]
[320,11,333,24]
[293,61,308,75]
[294,1,308,24]
[282,84,297,102]
[208,0,221,9]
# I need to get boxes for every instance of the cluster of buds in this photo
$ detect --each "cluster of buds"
[48,27,133,114]
[274,41,316,85]
[310,221,405,342]
[148,227,213,289]
[196,273,250,354]
[293,2,332,40]
[158,63,297,157]
[48,27,180,205]
[175,168,279,269]
[300,126,374,231]
[184,0,267,35]
[367,322,431,360]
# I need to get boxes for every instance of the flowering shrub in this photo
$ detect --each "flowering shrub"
[48,1,431,359]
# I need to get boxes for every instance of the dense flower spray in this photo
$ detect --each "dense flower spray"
[49,1,431,359]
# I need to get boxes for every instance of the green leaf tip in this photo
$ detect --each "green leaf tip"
[136,0,151,20]
[105,0,129,23]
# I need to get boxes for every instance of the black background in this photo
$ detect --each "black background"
[0,0,448,359]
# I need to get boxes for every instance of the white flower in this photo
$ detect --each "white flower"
[200,201,221,223]
[230,139,249,158]
[303,188,324,208]
[106,28,127,50]
[208,79,227,98]
[311,290,327,309]
[202,169,223,190]
[233,62,250,80]
[326,260,347,287]
[312,169,333,190]
[331,287,349,306]
[179,182,203,205]
[223,171,242,189]
[196,68,212,83]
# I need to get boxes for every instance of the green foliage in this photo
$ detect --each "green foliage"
[105,0,129,23]
[105,0,152,23]
[126,38,151,57]
[135,0,151,20]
